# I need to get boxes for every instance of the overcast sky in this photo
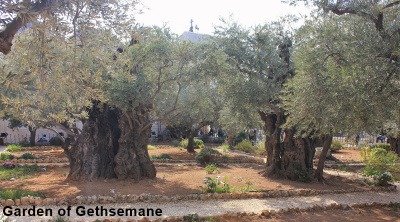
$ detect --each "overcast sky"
[136,0,312,35]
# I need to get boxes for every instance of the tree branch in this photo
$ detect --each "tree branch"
[0,0,55,55]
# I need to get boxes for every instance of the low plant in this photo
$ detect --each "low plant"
[195,147,221,164]
[201,134,210,143]
[17,152,36,160]
[235,132,247,144]
[330,140,343,152]
[180,138,204,149]
[220,144,230,150]
[183,214,200,222]
[147,145,158,150]
[172,140,180,147]
[0,165,39,180]
[295,168,314,183]
[255,142,266,155]
[6,144,21,152]
[200,176,230,193]
[377,143,391,152]
[235,140,255,153]
[221,154,229,161]
[2,162,16,169]
[52,215,70,222]
[360,147,398,176]
[374,172,393,186]
[49,137,63,146]
[205,163,220,174]
[150,154,172,160]
[362,178,374,186]
[18,140,30,147]
[332,165,351,172]
[0,189,44,200]
[0,153,14,160]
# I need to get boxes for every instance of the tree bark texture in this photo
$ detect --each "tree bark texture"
[114,105,156,180]
[66,103,156,181]
[389,135,400,155]
[259,110,321,180]
[314,135,333,182]
[28,126,36,146]
[186,133,195,153]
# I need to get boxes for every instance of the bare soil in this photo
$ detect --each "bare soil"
[331,149,362,162]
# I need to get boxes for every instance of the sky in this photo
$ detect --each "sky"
[136,0,312,35]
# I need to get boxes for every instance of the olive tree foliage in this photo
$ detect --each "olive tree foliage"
[214,18,322,180]
[285,0,400,155]
[0,0,139,55]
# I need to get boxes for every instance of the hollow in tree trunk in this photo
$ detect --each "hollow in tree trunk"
[314,135,333,182]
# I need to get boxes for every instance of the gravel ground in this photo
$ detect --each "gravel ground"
[4,184,399,222]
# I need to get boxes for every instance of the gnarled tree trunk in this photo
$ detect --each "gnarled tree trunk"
[114,105,156,180]
[259,109,321,180]
[28,126,36,146]
[186,133,196,153]
[66,103,156,181]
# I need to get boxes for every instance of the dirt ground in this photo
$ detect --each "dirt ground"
[331,149,362,162]
[0,146,371,199]
[212,207,400,222]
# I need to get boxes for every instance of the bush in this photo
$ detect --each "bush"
[6,144,21,152]
[150,154,172,160]
[295,168,314,183]
[49,137,63,146]
[360,147,398,176]
[2,162,16,169]
[330,140,343,152]
[195,147,221,164]
[17,152,36,160]
[180,138,204,149]
[201,135,210,143]
[172,140,180,147]
[0,153,14,160]
[374,172,393,186]
[205,163,220,174]
[0,189,44,200]
[147,145,158,150]
[235,140,255,153]
[255,142,266,155]
[235,132,248,143]
[18,140,30,147]
[199,176,230,193]
[377,143,391,152]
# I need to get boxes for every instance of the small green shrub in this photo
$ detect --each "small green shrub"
[52,215,70,222]
[0,153,14,160]
[17,152,36,160]
[172,140,180,147]
[147,145,158,150]
[377,143,391,152]
[18,140,30,147]
[200,176,230,193]
[2,162,16,169]
[6,144,21,152]
[180,138,204,149]
[220,144,230,150]
[360,147,398,176]
[255,142,266,155]
[330,140,343,152]
[205,163,220,174]
[295,168,314,183]
[235,140,255,153]
[374,172,393,186]
[0,189,44,200]
[235,132,248,143]
[195,147,221,164]
[0,165,39,180]
[201,135,210,143]
[49,137,63,146]
[150,154,172,160]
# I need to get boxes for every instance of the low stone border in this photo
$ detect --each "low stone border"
[0,185,396,207]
